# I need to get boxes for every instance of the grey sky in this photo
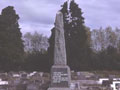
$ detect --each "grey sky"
[0,0,120,36]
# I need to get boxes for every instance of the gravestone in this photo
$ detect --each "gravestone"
[116,83,120,90]
[48,11,71,90]
[26,83,39,90]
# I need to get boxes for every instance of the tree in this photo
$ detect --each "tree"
[23,51,50,72]
[97,45,120,70]
[23,32,50,72]
[115,28,120,52]
[91,28,106,51]
[48,1,93,71]
[91,27,118,52]
[24,32,49,53]
[0,6,24,71]
[105,27,117,48]
[47,28,55,67]
[91,27,120,70]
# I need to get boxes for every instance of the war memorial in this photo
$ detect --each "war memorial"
[48,11,71,90]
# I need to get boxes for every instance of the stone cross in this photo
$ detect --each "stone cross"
[54,11,67,65]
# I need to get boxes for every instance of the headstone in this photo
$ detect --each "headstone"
[16,84,27,90]
[26,83,39,90]
[116,83,120,90]
[48,11,71,90]
[77,72,86,80]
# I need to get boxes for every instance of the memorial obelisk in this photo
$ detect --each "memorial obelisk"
[48,11,71,90]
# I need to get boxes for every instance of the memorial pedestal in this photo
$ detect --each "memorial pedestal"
[48,65,71,90]
[48,87,70,90]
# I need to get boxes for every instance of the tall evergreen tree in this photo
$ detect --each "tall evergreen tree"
[0,6,24,71]
[47,28,55,70]
[48,1,93,71]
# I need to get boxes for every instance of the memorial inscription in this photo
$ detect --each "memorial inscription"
[51,68,69,87]
[53,72,68,83]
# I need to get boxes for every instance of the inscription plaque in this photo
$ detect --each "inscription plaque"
[51,67,69,87]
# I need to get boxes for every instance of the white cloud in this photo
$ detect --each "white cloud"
[20,23,53,37]
[0,0,120,36]
[76,0,120,29]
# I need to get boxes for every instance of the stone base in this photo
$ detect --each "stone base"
[49,65,71,88]
[48,87,71,90]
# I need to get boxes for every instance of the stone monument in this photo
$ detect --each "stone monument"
[48,11,71,90]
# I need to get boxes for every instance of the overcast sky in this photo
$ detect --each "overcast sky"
[0,0,120,36]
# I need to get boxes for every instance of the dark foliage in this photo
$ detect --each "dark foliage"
[0,6,24,71]
[96,46,120,70]
[23,51,50,72]
[47,28,55,67]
